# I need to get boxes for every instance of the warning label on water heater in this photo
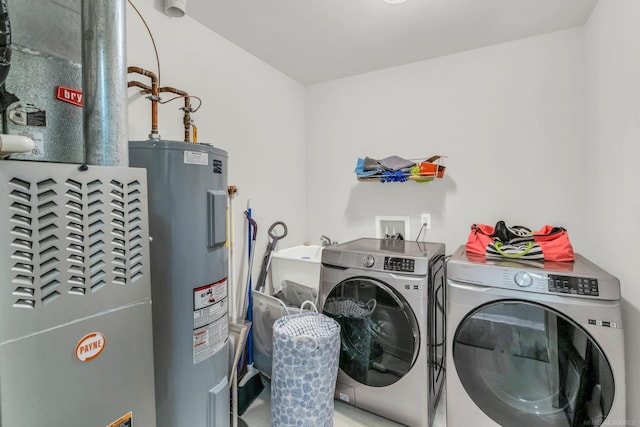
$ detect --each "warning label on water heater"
[184,150,208,165]
[193,278,228,364]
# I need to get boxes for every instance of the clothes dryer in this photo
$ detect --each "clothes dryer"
[319,238,446,427]
[446,246,625,427]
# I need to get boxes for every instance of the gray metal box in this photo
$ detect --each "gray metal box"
[0,160,157,426]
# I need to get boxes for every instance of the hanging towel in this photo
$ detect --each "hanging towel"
[377,155,416,171]
[355,158,383,177]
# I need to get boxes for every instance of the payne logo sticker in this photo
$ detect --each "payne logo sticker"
[75,332,106,362]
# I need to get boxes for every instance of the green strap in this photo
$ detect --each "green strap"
[493,241,534,258]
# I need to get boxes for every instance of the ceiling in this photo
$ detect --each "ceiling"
[186,0,597,85]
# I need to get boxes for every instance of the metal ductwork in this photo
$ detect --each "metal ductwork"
[0,0,16,112]
[81,0,128,166]
[165,0,186,18]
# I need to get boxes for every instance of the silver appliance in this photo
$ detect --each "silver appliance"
[129,140,230,427]
[446,246,626,427]
[0,160,157,426]
[319,238,446,427]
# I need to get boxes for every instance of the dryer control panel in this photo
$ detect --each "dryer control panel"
[446,246,621,301]
[384,257,415,272]
[548,274,599,296]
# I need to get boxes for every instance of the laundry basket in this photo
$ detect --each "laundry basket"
[271,302,341,427]
[252,281,318,378]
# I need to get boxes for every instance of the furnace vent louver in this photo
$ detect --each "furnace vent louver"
[1,163,150,311]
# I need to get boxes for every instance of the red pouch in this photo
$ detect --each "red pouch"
[465,224,497,256]
[532,225,575,262]
[466,223,575,262]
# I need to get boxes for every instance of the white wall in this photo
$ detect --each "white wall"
[125,1,640,420]
[585,1,640,423]
[125,0,307,313]
[306,28,588,252]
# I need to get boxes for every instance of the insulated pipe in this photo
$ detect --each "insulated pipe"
[82,0,128,166]
[0,0,12,89]
[158,86,192,143]
[128,66,160,141]
[165,0,186,17]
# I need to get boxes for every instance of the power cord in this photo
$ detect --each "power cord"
[415,218,429,242]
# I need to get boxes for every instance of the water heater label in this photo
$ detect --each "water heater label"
[193,279,228,364]
[194,315,228,364]
[106,411,132,427]
[193,279,227,311]
[184,150,208,165]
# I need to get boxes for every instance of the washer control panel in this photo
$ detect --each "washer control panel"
[363,255,375,268]
[548,274,599,296]
[513,271,533,287]
[384,257,415,272]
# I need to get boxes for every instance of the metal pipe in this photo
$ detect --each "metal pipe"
[82,0,128,166]
[158,86,192,143]
[128,66,160,141]
[128,81,152,93]
[165,0,186,17]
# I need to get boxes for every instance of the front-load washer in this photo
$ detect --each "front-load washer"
[318,238,446,427]
[446,246,625,427]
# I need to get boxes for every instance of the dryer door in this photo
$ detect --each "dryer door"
[453,300,615,427]
[322,276,419,387]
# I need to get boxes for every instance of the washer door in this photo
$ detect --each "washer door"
[453,300,615,427]
[322,276,419,387]
[428,255,446,400]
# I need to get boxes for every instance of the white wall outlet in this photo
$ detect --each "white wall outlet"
[420,213,431,229]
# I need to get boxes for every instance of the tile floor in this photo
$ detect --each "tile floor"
[238,381,447,427]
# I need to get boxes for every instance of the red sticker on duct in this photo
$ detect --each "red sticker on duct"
[56,86,83,107]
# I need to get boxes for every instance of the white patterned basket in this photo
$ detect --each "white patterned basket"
[271,302,341,427]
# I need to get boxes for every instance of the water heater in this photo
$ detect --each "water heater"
[129,140,230,427]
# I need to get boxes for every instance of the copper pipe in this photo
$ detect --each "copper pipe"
[127,66,159,140]
[159,86,192,143]
[128,81,152,93]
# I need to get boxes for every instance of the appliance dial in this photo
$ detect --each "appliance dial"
[514,271,533,287]
[363,255,375,268]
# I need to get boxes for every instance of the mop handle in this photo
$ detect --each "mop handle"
[246,208,255,365]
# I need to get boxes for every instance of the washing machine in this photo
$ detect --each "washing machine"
[318,238,446,427]
[446,246,626,427]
